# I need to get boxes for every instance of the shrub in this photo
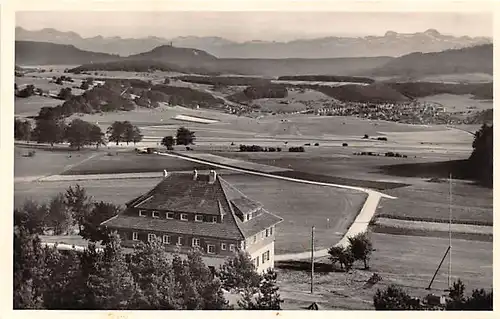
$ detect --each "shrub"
[327,246,354,272]
[289,146,305,152]
[377,137,388,141]
[363,134,369,139]
[314,143,320,146]
[342,143,348,147]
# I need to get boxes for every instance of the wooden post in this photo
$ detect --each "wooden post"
[311,226,315,294]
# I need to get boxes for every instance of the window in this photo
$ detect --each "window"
[148,233,156,242]
[270,226,273,236]
[229,244,235,252]
[207,244,216,254]
[262,250,270,262]
[245,214,249,221]
[210,216,217,223]
[255,256,260,267]
[163,235,170,244]
[221,243,227,251]
[265,228,269,237]
[261,231,264,239]
[192,238,200,247]
[152,211,159,218]
[139,210,146,217]
[253,235,257,243]
[195,215,203,222]
[132,232,138,241]
[177,236,183,246]
[180,214,188,221]
[166,212,174,219]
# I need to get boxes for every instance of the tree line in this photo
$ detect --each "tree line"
[15,118,142,150]
[14,184,283,310]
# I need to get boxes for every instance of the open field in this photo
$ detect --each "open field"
[372,217,492,242]
[278,232,492,310]
[418,93,493,113]
[15,96,63,117]
[14,145,101,178]
[377,180,493,225]
[15,172,366,255]
[61,151,211,175]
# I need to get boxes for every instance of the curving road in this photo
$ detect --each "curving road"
[154,151,397,261]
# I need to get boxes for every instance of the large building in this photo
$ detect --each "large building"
[102,170,283,272]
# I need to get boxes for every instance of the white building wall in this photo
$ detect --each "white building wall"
[248,241,275,273]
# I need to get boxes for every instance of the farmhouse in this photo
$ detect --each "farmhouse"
[101,170,283,272]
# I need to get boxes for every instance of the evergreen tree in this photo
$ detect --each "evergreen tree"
[254,269,283,310]
[13,227,47,309]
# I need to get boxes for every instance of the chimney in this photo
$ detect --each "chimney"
[193,169,198,180]
[163,170,169,178]
[209,170,217,184]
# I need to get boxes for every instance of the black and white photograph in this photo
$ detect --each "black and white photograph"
[8,0,494,312]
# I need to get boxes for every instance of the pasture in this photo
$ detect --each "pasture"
[15,96,62,117]
[378,180,493,225]
[15,172,366,255]
[61,151,211,175]
[14,145,101,178]
[278,233,492,310]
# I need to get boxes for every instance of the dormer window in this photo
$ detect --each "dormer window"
[180,214,188,221]
[139,210,146,217]
[152,211,159,218]
[166,212,174,219]
[195,215,203,222]
[245,214,249,221]
[229,244,235,252]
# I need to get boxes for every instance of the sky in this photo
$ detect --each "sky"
[16,11,493,42]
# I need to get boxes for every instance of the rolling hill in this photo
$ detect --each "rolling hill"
[125,44,218,67]
[371,44,493,77]
[15,41,120,66]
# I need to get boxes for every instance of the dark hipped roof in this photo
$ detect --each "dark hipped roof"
[104,172,282,241]
[129,173,231,216]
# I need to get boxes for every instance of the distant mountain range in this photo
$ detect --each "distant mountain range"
[16,27,491,59]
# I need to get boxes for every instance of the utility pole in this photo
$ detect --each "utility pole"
[311,226,315,294]
[448,173,453,287]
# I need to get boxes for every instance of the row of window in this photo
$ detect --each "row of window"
[252,250,271,268]
[251,226,274,244]
[138,210,218,223]
[132,232,236,253]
